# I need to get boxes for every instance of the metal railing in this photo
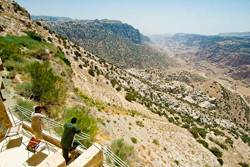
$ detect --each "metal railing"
[8,105,90,150]
[102,146,130,167]
[8,105,130,167]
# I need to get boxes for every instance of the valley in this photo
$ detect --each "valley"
[0,0,250,166]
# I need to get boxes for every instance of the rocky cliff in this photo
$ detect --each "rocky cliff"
[34,19,174,69]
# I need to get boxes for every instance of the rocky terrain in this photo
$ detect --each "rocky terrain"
[0,0,250,166]
[150,33,250,85]
[33,18,175,69]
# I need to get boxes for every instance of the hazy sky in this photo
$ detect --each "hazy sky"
[15,0,250,35]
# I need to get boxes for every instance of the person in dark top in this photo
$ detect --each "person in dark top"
[61,117,82,163]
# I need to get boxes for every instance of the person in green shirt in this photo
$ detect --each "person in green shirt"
[61,117,82,163]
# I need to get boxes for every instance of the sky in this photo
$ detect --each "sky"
[15,0,250,36]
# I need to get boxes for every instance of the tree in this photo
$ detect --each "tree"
[28,62,66,104]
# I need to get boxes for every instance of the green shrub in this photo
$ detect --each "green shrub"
[125,93,135,102]
[79,64,83,69]
[209,137,228,150]
[88,68,95,77]
[153,139,159,145]
[47,37,52,42]
[116,86,122,92]
[7,70,16,79]
[174,160,179,165]
[210,128,225,136]
[197,139,209,149]
[4,59,30,74]
[130,110,138,117]
[189,127,207,139]
[217,159,223,166]
[25,31,42,41]
[241,134,250,145]
[28,62,66,104]
[60,106,98,147]
[182,124,190,129]
[109,139,135,167]
[238,162,249,167]
[225,137,234,147]
[131,137,137,144]
[210,147,223,158]
[111,79,118,87]
[189,128,199,139]
[74,51,81,57]
[56,49,71,67]
[14,82,32,97]
[136,121,144,127]
[0,39,22,61]
[17,99,37,111]
[36,21,41,26]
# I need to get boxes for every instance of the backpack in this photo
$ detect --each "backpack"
[27,136,41,152]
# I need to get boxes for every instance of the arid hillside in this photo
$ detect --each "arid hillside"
[0,0,250,166]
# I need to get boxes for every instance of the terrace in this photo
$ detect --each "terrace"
[0,104,129,167]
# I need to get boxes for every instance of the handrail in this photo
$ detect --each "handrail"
[102,146,130,167]
[8,105,130,167]
[8,105,91,150]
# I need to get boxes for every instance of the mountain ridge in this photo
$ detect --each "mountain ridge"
[35,18,175,69]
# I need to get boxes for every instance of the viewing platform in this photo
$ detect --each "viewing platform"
[0,103,129,167]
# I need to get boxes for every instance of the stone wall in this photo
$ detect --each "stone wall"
[0,98,12,137]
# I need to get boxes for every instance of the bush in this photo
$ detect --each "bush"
[209,137,228,150]
[225,137,234,147]
[153,139,159,145]
[88,68,95,77]
[7,70,16,79]
[210,128,225,136]
[189,128,199,139]
[125,93,135,102]
[116,86,121,92]
[17,99,37,111]
[74,51,81,57]
[60,106,98,147]
[238,162,249,167]
[0,40,22,61]
[111,79,118,87]
[136,121,144,127]
[241,134,250,145]
[56,50,71,67]
[28,62,66,104]
[174,160,179,165]
[182,124,190,129]
[131,137,137,144]
[14,82,32,97]
[197,139,209,149]
[189,127,207,139]
[36,21,41,26]
[25,31,42,41]
[109,139,135,167]
[209,147,223,158]
[217,159,223,166]
[47,37,52,42]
